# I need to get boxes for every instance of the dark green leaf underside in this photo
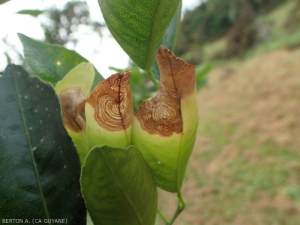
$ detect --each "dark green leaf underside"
[81,145,157,225]
[0,65,86,224]
[18,33,103,89]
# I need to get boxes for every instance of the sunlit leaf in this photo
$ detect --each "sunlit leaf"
[18,33,103,89]
[81,145,157,225]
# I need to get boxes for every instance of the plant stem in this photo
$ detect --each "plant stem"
[166,192,185,225]
[158,192,185,225]
[157,209,168,223]
[145,69,159,90]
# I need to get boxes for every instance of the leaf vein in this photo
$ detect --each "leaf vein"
[100,150,143,225]
[12,67,51,223]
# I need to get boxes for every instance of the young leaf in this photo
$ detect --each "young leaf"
[98,0,180,70]
[55,62,95,163]
[132,46,198,193]
[18,33,103,89]
[0,65,86,223]
[81,145,157,225]
[85,71,133,149]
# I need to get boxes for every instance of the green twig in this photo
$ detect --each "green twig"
[157,192,185,225]
[145,69,159,90]
[166,192,185,225]
[157,209,168,223]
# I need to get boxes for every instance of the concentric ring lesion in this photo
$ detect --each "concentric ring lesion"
[87,71,133,132]
[135,85,183,137]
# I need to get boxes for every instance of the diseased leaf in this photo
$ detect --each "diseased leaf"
[98,0,180,70]
[17,9,44,17]
[81,145,157,225]
[132,46,198,192]
[55,62,95,163]
[110,66,155,112]
[0,65,86,223]
[85,71,133,149]
[151,0,182,80]
[18,33,103,89]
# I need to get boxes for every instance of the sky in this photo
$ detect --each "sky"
[0,0,200,78]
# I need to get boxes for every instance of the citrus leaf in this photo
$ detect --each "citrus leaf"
[0,65,86,223]
[132,46,198,192]
[85,71,133,150]
[18,33,103,89]
[81,145,157,225]
[55,62,95,163]
[151,0,182,80]
[98,0,180,70]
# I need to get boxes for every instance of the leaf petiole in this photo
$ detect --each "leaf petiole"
[166,192,185,225]
[145,69,160,90]
[157,191,186,225]
[157,209,168,223]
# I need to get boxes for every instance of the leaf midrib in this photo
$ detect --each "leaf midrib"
[146,0,179,70]
[12,67,51,223]
[167,56,183,192]
[117,74,130,146]
[101,150,143,225]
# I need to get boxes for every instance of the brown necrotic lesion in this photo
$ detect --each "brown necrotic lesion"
[87,71,133,131]
[135,85,183,137]
[134,46,195,137]
[59,87,86,133]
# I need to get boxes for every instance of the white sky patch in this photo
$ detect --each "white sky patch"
[0,0,200,77]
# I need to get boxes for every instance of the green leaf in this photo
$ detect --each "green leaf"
[18,33,103,89]
[85,71,133,150]
[132,46,198,193]
[98,0,180,70]
[151,0,182,80]
[55,62,95,164]
[81,145,157,225]
[16,9,44,17]
[0,0,9,5]
[196,64,211,91]
[0,65,86,223]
